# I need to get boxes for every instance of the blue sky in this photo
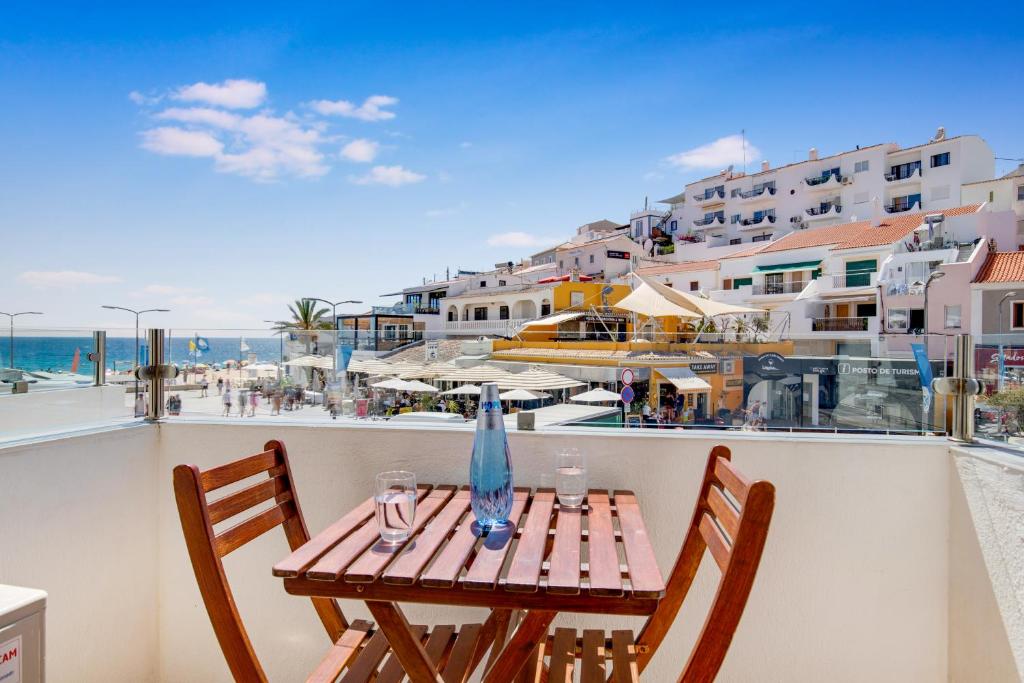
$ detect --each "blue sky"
[2,2,1022,330]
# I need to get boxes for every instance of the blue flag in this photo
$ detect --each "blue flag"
[910,343,933,393]
[338,345,354,371]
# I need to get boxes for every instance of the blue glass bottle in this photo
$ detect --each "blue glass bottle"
[470,382,514,530]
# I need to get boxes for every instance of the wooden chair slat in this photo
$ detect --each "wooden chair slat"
[304,619,372,683]
[383,489,471,585]
[547,503,582,595]
[714,456,750,505]
[505,489,556,592]
[273,495,376,577]
[306,486,433,581]
[584,491,623,597]
[338,629,392,683]
[200,449,278,492]
[441,622,483,683]
[707,484,740,541]
[423,624,457,666]
[512,642,545,683]
[463,489,530,590]
[345,487,457,583]
[374,625,428,683]
[699,513,731,572]
[612,492,665,598]
[609,630,639,683]
[215,501,295,557]
[208,476,289,525]
[580,629,608,683]
[548,627,577,683]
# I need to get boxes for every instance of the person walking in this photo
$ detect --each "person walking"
[249,389,259,417]
[200,378,209,397]
[222,388,232,416]
[134,393,146,417]
[216,377,223,395]
[271,391,282,416]
[238,389,249,417]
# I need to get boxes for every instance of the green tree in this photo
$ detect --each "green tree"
[272,299,333,331]
[985,388,1024,430]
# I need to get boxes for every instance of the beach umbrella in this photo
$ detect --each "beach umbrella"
[500,389,550,401]
[496,367,585,390]
[284,354,333,369]
[371,378,409,390]
[400,361,460,379]
[348,358,396,374]
[402,379,440,393]
[440,384,482,396]
[570,388,622,403]
[438,365,515,384]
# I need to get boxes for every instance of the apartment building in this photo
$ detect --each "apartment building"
[668,129,994,250]
[962,164,1024,246]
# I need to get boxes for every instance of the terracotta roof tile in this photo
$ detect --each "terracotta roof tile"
[636,259,719,276]
[974,252,1024,283]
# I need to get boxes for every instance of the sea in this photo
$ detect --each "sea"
[5,336,283,374]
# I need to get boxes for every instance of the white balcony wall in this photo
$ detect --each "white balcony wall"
[1,422,1021,681]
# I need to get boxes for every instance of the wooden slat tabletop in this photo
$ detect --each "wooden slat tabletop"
[276,485,666,616]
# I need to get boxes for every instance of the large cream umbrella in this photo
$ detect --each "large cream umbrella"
[284,354,334,369]
[348,358,395,374]
[438,365,516,384]
[371,378,409,390]
[402,379,440,393]
[400,361,460,380]
[497,367,584,391]
[440,384,482,396]
[570,388,622,403]
[500,389,551,401]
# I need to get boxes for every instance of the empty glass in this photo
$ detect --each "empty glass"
[375,471,417,544]
[555,448,586,508]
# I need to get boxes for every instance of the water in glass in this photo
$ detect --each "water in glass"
[555,448,586,507]
[375,471,416,544]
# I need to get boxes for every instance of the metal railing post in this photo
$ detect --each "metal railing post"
[89,331,106,386]
[132,329,178,422]
[933,334,979,443]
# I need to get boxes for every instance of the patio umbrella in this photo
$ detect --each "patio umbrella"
[440,384,482,396]
[348,358,396,374]
[284,354,334,369]
[402,379,440,393]
[500,389,551,401]
[400,362,460,379]
[438,365,515,384]
[371,378,409,390]
[570,388,622,403]
[496,367,585,391]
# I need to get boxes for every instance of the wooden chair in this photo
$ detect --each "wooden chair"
[173,439,488,683]
[542,445,776,683]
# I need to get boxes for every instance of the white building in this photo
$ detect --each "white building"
[670,129,994,252]
[962,163,1024,246]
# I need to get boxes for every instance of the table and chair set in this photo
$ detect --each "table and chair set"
[173,441,775,682]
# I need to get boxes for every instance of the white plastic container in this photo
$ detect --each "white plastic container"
[0,585,47,683]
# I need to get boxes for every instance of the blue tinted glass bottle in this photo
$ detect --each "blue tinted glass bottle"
[470,382,514,529]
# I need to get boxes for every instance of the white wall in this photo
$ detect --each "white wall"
[0,425,159,683]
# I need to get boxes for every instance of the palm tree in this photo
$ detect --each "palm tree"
[272,299,333,332]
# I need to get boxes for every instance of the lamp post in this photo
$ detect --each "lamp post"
[301,298,362,383]
[101,306,169,406]
[997,291,1017,391]
[922,271,945,356]
[264,320,284,381]
[0,311,43,369]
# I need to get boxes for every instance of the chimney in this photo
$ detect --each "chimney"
[808,148,818,161]
[870,196,882,227]
[760,160,770,173]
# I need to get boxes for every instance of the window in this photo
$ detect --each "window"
[479,280,487,288]
[1017,185,1024,201]
[689,281,699,291]
[722,278,732,289]
[573,257,579,267]
[473,307,488,321]
[989,191,995,202]
[857,303,877,318]
[1013,301,1024,329]
[731,214,741,224]
[670,220,678,230]
[589,254,595,264]
[499,306,509,320]
[729,238,742,245]
[733,277,752,289]
[854,160,869,173]
[540,303,551,316]
[559,261,564,269]
[944,304,961,329]
[888,161,921,180]
[930,152,950,168]
[887,308,909,331]
[764,273,783,294]
[930,185,950,201]
[752,234,772,242]
[498,280,506,287]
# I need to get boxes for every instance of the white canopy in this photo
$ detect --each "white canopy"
[438,365,516,384]
[284,354,334,368]
[497,367,585,390]
[614,280,702,319]
[440,384,482,396]
[617,275,765,318]
[399,362,460,379]
[402,380,440,393]
[518,312,585,329]
[656,367,712,392]
[500,389,551,401]
[347,358,396,374]
[371,378,408,390]
[372,378,439,393]
[570,388,622,403]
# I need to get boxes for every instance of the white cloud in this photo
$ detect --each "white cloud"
[128,90,162,106]
[140,127,223,157]
[309,95,398,121]
[173,79,267,109]
[19,270,122,288]
[340,138,379,163]
[350,165,425,187]
[486,232,561,248]
[665,134,760,170]
[156,107,241,129]
[215,113,328,180]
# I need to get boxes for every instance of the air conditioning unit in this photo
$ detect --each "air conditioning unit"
[841,176,854,185]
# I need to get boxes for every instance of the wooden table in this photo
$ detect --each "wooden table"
[274,486,665,682]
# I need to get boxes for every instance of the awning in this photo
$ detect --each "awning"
[518,312,585,329]
[627,275,765,316]
[655,367,712,392]
[536,274,594,284]
[752,260,821,274]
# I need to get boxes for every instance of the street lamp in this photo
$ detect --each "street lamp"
[301,298,363,383]
[0,311,43,369]
[997,291,1017,391]
[101,306,169,405]
[922,271,945,346]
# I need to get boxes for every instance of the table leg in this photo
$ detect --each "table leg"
[365,601,443,683]
[482,609,555,683]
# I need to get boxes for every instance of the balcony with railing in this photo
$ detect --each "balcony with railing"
[805,203,842,221]
[692,215,726,229]
[752,280,808,296]
[739,214,777,230]
[802,172,847,191]
[691,187,725,204]
[733,185,777,202]
[885,199,921,214]
[415,305,441,315]
[443,318,529,335]
[811,316,871,332]
[885,166,922,184]
[829,272,878,288]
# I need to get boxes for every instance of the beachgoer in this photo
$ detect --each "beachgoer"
[249,389,259,417]
[216,377,223,395]
[271,392,282,416]
[200,378,209,397]
[222,389,232,416]
[134,393,145,417]
[238,389,248,417]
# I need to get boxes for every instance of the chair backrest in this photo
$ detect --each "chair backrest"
[173,439,347,682]
[635,445,775,683]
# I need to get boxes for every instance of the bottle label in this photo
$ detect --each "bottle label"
[480,399,501,412]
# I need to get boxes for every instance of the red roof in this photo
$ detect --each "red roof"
[537,274,594,284]
[636,259,719,276]
[974,252,1024,283]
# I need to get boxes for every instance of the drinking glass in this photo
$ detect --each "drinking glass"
[555,448,586,508]
[375,471,417,544]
